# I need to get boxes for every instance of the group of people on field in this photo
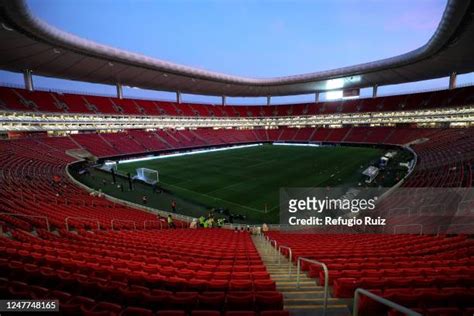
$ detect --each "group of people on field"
[194,210,225,229]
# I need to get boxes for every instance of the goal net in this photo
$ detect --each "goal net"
[135,168,159,185]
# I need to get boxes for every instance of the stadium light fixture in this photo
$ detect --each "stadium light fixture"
[326,90,343,100]
[326,78,344,90]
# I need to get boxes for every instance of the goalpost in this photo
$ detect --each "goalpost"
[135,168,159,185]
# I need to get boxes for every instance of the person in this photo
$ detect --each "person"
[206,217,215,228]
[217,218,225,228]
[198,215,206,228]
[167,215,176,228]
[190,218,197,229]
[262,223,269,233]
[142,195,148,205]
[171,200,177,213]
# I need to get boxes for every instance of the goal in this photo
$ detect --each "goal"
[135,168,159,185]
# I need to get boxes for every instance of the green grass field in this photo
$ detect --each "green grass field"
[116,144,384,223]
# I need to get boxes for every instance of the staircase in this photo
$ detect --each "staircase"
[253,235,351,316]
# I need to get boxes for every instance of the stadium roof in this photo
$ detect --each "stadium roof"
[0,0,474,97]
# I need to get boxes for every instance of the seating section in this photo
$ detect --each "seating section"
[0,229,284,315]
[1,126,473,234]
[266,232,474,315]
[2,85,474,117]
[0,137,181,232]
[70,127,474,188]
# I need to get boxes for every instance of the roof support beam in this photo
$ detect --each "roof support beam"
[222,96,226,106]
[23,69,33,91]
[315,92,320,103]
[267,96,271,106]
[449,72,457,89]
[372,84,378,98]
[116,83,123,99]
[176,92,182,104]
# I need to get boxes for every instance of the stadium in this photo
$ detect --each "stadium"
[0,0,474,315]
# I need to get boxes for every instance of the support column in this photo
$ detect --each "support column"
[266,96,271,106]
[372,84,378,98]
[23,69,34,91]
[116,83,123,99]
[449,72,457,90]
[315,92,320,103]
[176,92,182,104]
[222,96,226,106]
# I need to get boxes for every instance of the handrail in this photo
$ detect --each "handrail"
[393,224,423,235]
[270,239,278,261]
[65,216,100,231]
[437,223,474,236]
[278,245,293,275]
[111,219,137,230]
[0,213,50,232]
[353,288,422,316]
[296,257,329,316]
[144,219,163,229]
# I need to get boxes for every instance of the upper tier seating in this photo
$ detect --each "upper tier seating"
[1,85,474,116]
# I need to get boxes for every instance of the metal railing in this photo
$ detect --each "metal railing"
[296,257,329,316]
[278,245,293,275]
[65,217,100,231]
[437,223,474,236]
[144,220,163,229]
[0,213,50,232]
[393,224,423,235]
[269,239,278,261]
[111,219,137,230]
[353,288,422,316]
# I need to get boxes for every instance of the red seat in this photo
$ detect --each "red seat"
[425,307,462,316]
[208,280,228,291]
[120,307,154,316]
[143,291,171,311]
[229,280,253,292]
[197,292,225,311]
[156,311,186,316]
[255,293,283,311]
[254,280,276,291]
[83,302,122,316]
[191,311,220,316]
[224,312,256,316]
[260,312,290,316]
[168,292,198,311]
[61,296,95,316]
[226,293,254,311]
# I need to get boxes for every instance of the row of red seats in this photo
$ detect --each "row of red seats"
[359,287,474,316]
[267,232,474,313]
[2,85,473,117]
[1,278,286,316]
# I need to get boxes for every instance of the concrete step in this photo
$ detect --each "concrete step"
[277,285,322,291]
[285,298,342,305]
[286,305,351,316]
[272,277,314,282]
[284,291,325,298]
[276,281,316,285]
[252,236,350,316]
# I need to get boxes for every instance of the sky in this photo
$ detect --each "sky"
[1,0,473,104]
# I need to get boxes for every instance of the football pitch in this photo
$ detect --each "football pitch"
[117,144,383,223]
